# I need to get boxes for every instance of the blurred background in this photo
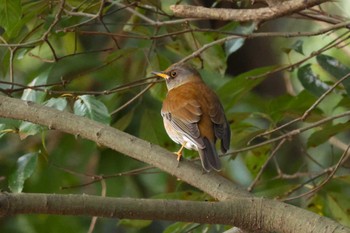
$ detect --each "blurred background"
[0,0,350,232]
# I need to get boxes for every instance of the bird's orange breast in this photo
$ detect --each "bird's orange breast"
[162,80,219,142]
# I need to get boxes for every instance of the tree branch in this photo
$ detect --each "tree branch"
[170,0,330,22]
[0,95,349,232]
[0,193,349,233]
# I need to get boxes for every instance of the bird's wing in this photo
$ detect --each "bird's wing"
[208,95,231,153]
[161,99,205,148]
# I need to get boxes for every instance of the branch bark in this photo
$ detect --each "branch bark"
[0,193,349,233]
[0,95,349,232]
[170,0,330,22]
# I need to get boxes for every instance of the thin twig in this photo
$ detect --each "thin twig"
[111,83,155,115]
[41,0,66,41]
[247,138,287,192]
[227,111,350,157]
[282,143,350,201]
[252,71,350,140]
[59,165,157,190]
[87,178,106,233]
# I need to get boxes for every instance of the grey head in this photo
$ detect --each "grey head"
[152,63,202,91]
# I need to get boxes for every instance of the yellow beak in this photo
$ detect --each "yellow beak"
[152,71,169,79]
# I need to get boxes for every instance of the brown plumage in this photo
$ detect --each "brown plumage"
[152,63,230,172]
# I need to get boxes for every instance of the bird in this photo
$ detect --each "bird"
[152,63,231,172]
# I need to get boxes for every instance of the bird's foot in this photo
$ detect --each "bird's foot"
[175,151,182,168]
[175,151,182,161]
[172,144,185,167]
[174,145,185,161]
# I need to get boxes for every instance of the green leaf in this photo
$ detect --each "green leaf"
[224,22,256,57]
[307,122,350,147]
[21,68,51,103]
[164,222,201,233]
[218,66,275,109]
[269,90,321,123]
[16,48,31,60]
[291,40,304,55]
[232,126,266,149]
[297,64,330,97]
[123,8,151,36]
[139,108,168,145]
[74,95,110,124]
[245,148,270,176]
[43,15,55,31]
[282,40,304,55]
[44,97,68,111]
[147,53,170,101]
[18,97,68,139]
[8,152,38,193]
[18,121,42,140]
[118,219,152,229]
[9,1,48,39]
[326,194,350,226]
[0,0,21,34]
[182,26,227,74]
[0,123,7,138]
[316,54,350,96]
[336,97,350,109]
[113,108,135,131]
[11,1,49,39]
[149,76,167,102]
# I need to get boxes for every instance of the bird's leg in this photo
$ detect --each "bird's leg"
[175,144,185,161]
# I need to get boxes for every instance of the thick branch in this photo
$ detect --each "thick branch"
[0,193,349,233]
[0,95,349,232]
[170,0,330,22]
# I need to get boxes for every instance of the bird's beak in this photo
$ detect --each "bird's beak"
[152,71,169,79]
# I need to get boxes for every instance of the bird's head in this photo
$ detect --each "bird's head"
[152,63,202,90]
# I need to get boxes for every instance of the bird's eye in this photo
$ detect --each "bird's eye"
[170,71,177,78]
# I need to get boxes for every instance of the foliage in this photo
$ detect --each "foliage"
[0,0,350,232]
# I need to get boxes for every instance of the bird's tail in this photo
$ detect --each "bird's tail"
[198,137,221,172]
